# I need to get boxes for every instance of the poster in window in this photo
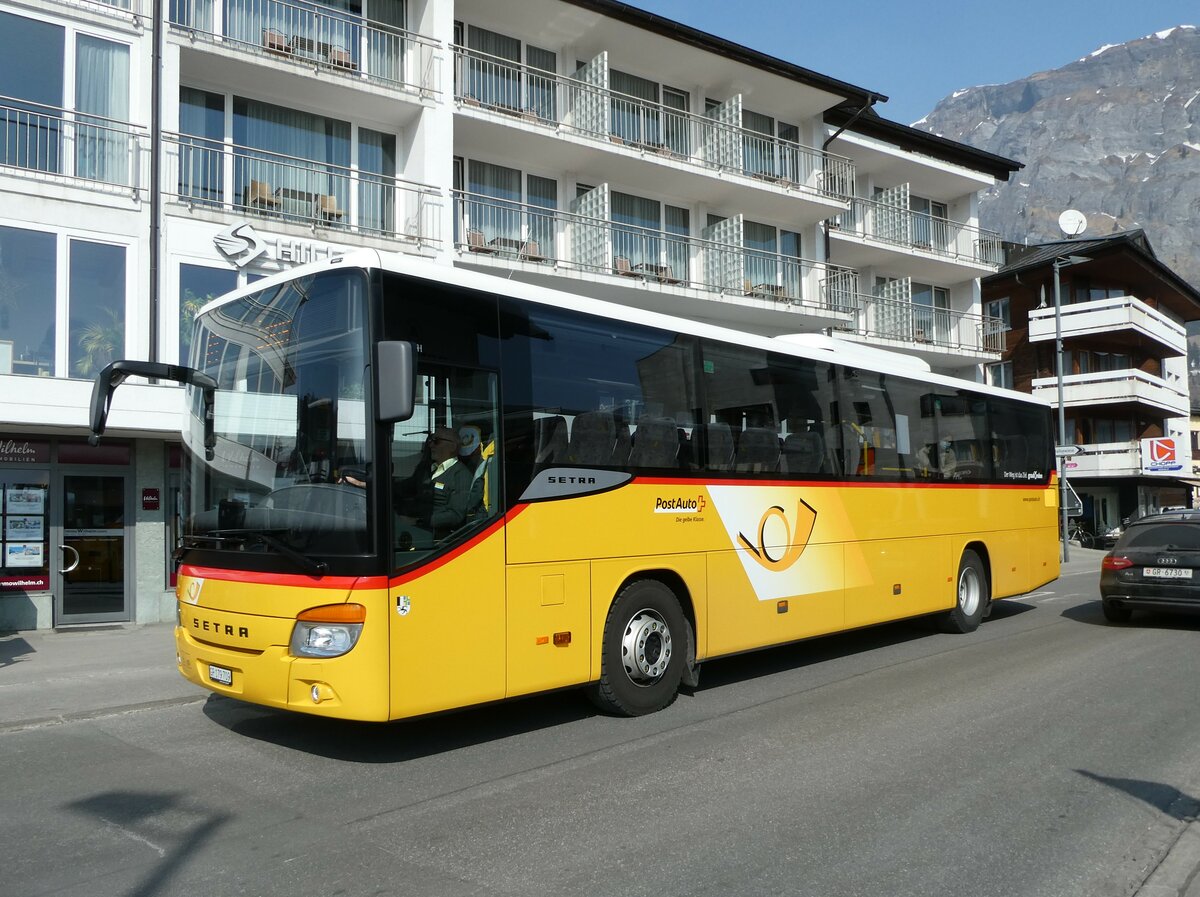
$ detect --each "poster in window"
[4,516,43,541]
[5,543,44,568]
[6,486,46,515]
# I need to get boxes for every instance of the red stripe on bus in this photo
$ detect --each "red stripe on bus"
[390,506,526,586]
[633,476,1051,490]
[179,565,388,591]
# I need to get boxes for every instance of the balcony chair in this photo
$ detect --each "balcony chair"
[613,256,638,277]
[317,194,344,221]
[326,46,356,70]
[518,241,543,262]
[244,180,280,211]
[262,29,291,57]
[466,229,496,253]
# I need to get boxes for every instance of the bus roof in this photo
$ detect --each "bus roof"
[200,249,1049,407]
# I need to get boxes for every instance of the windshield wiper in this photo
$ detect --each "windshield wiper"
[185,529,328,576]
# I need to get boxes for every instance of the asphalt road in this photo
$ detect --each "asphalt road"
[3,554,1199,897]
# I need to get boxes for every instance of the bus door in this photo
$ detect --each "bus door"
[387,363,507,718]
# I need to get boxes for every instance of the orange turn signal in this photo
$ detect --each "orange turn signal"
[297,603,366,623]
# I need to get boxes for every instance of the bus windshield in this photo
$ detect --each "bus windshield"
[182,269,372,564]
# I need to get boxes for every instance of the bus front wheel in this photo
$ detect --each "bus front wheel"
[938,549,988,634]
[588,579,687,716]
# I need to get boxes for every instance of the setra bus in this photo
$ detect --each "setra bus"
[89,250,1059,720]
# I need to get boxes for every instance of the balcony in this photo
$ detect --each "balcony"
[1028,295,1187,356]
[0,96,146,194]
[451,46,853,223]
[164,133,441,245]
[50,0,144,17]
[828,194,1002,280]
[453,191,851,329]
[822,269,1003,364]
[168,0,441,97]
[1032,369,1190,418]
[1061,441,1142,479]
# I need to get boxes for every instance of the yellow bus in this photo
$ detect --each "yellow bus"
[90,250,1059,720]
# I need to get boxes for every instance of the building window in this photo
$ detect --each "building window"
[985,296,1010,331]
[179,264,237,365]
[178,87,225,204]
[0,226,56,377]
[986,361,1013,390]
[0,12,65,176]
[69,240,126,378]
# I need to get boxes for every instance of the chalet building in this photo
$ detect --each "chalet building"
[982,230,1200,536]
[0,0,1018,629]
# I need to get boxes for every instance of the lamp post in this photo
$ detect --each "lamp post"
[1053,254,1090,562]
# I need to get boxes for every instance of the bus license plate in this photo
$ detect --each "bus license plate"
[1144,567,1192,579]
[208,664,233,686]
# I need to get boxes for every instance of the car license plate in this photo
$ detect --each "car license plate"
[208,664,233,686]
[1144,567,1193,579]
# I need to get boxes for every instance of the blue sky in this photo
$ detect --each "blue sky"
[633,1,1198,125]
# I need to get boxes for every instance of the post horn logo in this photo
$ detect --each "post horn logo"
[737,500,817,572]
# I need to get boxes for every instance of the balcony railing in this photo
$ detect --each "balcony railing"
[823,269,1004,355]
[452,46,854,202]
[165,132,441,244]
[1028,295,1187,354]
[453,191,846,315]
[831,194,1003,268]
[169,0,440,96]
[1032,369,1190,416]
[0,96,145,190]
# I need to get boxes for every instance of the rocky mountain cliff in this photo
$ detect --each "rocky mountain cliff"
[914,25,1200,289]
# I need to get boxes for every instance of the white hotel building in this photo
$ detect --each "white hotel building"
[0,0,1019,629]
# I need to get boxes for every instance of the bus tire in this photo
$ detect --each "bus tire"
[588,579,687,716]
[938,549,987,634]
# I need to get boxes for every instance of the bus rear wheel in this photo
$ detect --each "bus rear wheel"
[938,549,988,634]
[588,579,687,716]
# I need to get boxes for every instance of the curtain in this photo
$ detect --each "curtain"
[741,108,774,178]
[664,205,689,284]
[467,160,520,242]
[179,87,224,203]
[367,0,405,83]
[75,36,130,186]
[358,127,395,233]
[609,69,658,145]
[611,191,659,268]
[526,174,557,259]
[743,220,776,290]
[526,45,557,120]
[467,25,520,109]
[233,97,350,217]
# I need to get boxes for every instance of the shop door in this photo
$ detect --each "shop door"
[55,473,129,624]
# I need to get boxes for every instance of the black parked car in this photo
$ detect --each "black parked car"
[1099,509,1200,623]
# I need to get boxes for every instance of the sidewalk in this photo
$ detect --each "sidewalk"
[0,623,203,732]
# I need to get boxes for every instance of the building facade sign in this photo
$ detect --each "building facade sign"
[0,439,50,464]
[213,222,346,271]
[1140,436,1184,474]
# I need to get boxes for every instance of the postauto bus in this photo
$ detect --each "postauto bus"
[89,251,1059,720]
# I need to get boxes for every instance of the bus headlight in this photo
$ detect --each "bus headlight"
[289,603,365,658]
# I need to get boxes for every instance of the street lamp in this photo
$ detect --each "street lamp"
[1053,253,1091,562]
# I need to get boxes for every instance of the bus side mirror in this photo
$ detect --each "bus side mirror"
[376,341,414,423]
[89,360,218,460]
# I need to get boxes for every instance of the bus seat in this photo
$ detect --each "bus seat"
[629,417,680,468]
[567,410,616,465]
[781,430,824,474]
[703,422,735,471]
[533,415,568,464]
[735,427,780,473]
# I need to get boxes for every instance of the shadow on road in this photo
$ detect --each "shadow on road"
[68,790,230,897]
[1077,770,1200,820]
[1062,600,1200,630]
[199,608,1018,762]
[0,633,34,668]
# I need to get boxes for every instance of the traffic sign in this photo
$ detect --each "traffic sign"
[1055,445,1081,458]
